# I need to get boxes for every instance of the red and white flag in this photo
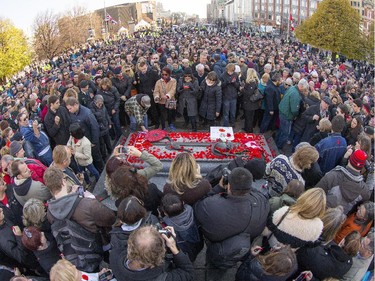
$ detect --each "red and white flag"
[105,13,118,24]
[289,13,295,31]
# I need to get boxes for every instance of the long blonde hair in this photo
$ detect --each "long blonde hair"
[246,68,259,84]
[168,152,201,194]
[50,259,78,281]
[289,188,326,219]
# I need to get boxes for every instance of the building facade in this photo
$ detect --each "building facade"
[95,1,155,34]
[208,0,374,34]
[362,0,374,35]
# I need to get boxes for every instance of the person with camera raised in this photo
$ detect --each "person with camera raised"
[110,225,194,281]
[17,112,53,166]
[194,167,269,268]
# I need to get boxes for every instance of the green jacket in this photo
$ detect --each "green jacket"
[278,85,301,120]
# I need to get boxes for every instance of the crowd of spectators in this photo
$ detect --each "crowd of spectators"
[0,25,374,281]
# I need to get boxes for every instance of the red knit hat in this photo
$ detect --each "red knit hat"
[349,149,367,169]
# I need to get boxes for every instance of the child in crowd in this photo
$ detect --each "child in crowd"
[268,179,305,215]
[67,123,100,185]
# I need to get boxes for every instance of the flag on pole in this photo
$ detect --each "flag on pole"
[105,13,118,24]
[289,13,295,31]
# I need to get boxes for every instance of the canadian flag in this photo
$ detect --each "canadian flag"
[105,13,118,24]
[289,13,295,31]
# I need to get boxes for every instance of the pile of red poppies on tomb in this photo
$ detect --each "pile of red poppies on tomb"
[120,132,275,165]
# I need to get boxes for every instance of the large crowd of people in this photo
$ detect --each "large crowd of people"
[0,25,374,281]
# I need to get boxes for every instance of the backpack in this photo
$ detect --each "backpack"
[50,197,103,273]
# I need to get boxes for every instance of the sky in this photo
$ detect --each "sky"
[0,0,210,36]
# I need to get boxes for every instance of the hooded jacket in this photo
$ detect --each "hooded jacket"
[316,165,371,214]
[265,206,323,250]
[47,193,115,234]
[12,177,51,206]
[162,205,203,261]
[110,212,159,251]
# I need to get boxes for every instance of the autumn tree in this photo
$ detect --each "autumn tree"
[0,19,31,83]
[58,6,102,49]
[33,10,62,60]
[295,0,366,61]
[365,22,374,64]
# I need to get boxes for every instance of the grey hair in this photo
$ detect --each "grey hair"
[293,72,301,80]
[1,154,14,164]
[264,63,272,71]
[196,63,204,71]
[298,79,309,90]
[94,94,104,101]
[23,198,46,228]
[295,142,311,151]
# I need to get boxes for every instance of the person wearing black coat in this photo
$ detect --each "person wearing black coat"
[97,78,122,140]
[199,72,222,128]
[195,168,269,268]
[111,72,132,98]
[235,246,298,281]
[43,96,71,146]
[300,98,331,143]
[78,80,94,108]
[90,96,112,161]
[301,162,323,189]
[240,69,260,133]
[220,64,240,127]
[0,181,24,229]
[21,227,61,275]
[0,210,40,274]
[66,98,103,172]
[177,71,200,131]
[135,63,160,128]
[260,74,281,133]
[296,236,359,281]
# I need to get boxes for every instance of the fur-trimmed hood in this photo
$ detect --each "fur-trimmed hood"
[268,206,323,249]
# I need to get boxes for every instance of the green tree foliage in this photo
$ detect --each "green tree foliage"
[0,19,31,82]
[295,0,366,60]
